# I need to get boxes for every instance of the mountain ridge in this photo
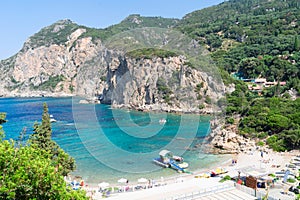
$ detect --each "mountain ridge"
[0,0,299,111]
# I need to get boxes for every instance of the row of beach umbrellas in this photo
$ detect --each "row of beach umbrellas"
[98,177,149,189]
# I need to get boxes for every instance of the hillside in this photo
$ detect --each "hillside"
[177,0,300,151]
[0,15,222,114]
[0,0,299,151]
[178,0,300,90]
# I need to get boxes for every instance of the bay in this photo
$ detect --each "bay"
[0,97,228,184]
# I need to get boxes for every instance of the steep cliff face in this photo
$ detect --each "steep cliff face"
[101,55,218,113]
[0,19,224,113]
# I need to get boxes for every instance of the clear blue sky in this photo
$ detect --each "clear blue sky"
[0,0,224,60]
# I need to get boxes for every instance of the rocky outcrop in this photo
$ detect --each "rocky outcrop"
[0,20,225,114]
[99,55,222,113]
[203,118,257,154]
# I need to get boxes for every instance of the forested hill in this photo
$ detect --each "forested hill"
[177,0,300,91]
[176,0,300,151]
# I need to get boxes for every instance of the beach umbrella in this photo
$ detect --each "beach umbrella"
[118,178,128,184]
[98,182,110,189]
[138,178,148,183]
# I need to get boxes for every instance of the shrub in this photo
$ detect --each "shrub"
[219,175,231,183]
[287,178,296,183]
[226,117,235,124]
[257,141,264,147]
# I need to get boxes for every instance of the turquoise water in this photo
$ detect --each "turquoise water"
[0,97,228,184]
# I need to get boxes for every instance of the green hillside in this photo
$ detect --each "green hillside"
[177,0,300,89]
[176,0,300,151]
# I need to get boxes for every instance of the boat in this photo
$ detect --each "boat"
[153,150,189,173]
[50,115,57,123]
[153,150,172,168]
[153,158,170,168]
[172,155,183,162]
[159,118,166,124]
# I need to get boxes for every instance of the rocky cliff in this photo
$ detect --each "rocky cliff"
[0,19,225,114]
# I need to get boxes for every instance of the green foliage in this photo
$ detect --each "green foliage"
[205,96,212,104]
[32,75,65,91]
[226,117,235,124]
[0,111,86,199]
[156,77,173,104]
[198,104,205,109]
[240,98,300,151]
[26,20,79,48]
[0,113,6,140]
[176,0,300,92]
[219,175,231,183]
[126,48,178,59]
[0,140,87,199]
[195,83,204,92]
[69,85,74,93]
[0,113,6,125]
[79,15,179,42]
[287,178,296,183]
[100,76,107,82]
[30,103,75,176]
[225,80,250,115]
[266,135,286,152]
[294,36,300,51]
[268,173,276,178]
[257,141,265,147]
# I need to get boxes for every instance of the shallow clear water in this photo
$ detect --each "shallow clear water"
[0,97,228,184]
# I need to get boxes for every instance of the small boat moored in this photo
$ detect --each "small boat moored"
[153,150,189,173]
[50,115,57,123]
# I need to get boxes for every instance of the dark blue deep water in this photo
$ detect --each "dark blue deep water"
[0,97,228,183]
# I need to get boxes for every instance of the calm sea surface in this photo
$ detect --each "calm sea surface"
[0,97,228,183]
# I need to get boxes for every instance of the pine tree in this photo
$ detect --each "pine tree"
[30,103,75,176]
[0,113,6,139]
[0,113,6,125]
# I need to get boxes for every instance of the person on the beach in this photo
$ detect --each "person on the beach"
[261,150,264,158]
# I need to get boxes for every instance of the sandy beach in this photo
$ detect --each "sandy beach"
[83,149,299,199]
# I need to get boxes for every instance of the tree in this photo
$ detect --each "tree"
[294,36,299,51]
[0,110,86,199]
[0,113,6,140]
[30,103,75,176]
[283,129,300,149]
[0,113,6,125]
[0,140,87,200]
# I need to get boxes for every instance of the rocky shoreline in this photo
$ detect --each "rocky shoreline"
[1,93,251,155]
[203,117,258,154]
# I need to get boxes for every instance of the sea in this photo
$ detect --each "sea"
[0,97,229,184]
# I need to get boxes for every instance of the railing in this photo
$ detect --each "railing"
[234,183,280,200]
[165,183,234,200]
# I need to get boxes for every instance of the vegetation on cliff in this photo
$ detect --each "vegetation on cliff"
[0,106,86,199]
[126,48,178,59]
[176,0,300,151]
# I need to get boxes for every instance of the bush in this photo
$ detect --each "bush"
[226,117,235,124]
[219,175,231,183]
[287,178,296,183]
[257,141,264,146]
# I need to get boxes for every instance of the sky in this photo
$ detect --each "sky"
[0,0,224,60]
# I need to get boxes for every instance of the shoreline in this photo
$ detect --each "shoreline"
[82,149,299,200]
[0,95,219,115]
[80,149,298,187]
[70,153,232,187]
